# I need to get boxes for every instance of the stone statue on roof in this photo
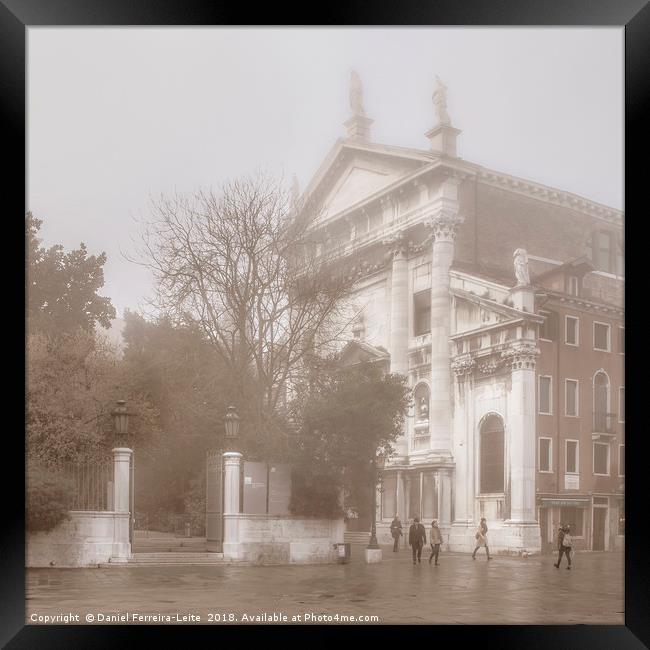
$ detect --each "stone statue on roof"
[513,248,531,286]
[350,70,366,116]
[432,75,451,125]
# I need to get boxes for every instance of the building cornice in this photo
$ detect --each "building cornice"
[476,168,623,226]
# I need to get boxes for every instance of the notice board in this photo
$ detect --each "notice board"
[268,464,291,515]
[243,461,268,514]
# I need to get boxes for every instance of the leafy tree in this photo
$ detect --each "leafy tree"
[26,461,72,533]
[27,212,116,336]
[288,360,410,518]
[26,328,160,467]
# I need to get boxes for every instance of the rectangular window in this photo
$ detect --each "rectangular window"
[619,387,625,423]
[539,376,552,414]
[593,322,611,351]
[565,379,579,417]
[559,507,584,536]
[565,316,579,346]
[593,442,610,475]
[565,439,579,474]
[618,445,625,477]
[538,437,552,472]
[596,231,613,273]
[618,326,625,354]
[413,291,431,337]
[539,310,558,341]
[568,276,579,296]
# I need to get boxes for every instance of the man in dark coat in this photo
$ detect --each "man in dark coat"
[390,516,403,552]
[554,524,572,570]
[408,517,427,564]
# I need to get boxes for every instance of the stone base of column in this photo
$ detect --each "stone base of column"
[222,542,243,561]
[364,548,382,563]
[501,521,542,555]
[448,523,477,553]
[110,542,131,563]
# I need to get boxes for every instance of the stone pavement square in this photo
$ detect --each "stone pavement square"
[26,546,624,625]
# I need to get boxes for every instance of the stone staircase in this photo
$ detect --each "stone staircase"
[126,552,228,566]
[131,536,208,554]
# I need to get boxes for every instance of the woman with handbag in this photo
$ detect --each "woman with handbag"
[472,517,491,560]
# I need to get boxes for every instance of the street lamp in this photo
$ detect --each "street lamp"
[367,452,387,550]
[223,405,241,450]
[112,400,130,447]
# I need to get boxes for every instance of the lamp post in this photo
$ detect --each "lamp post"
[111,399,133,548]
[367,453,386,549]
[223,405,241,450]
[111,400,130,447]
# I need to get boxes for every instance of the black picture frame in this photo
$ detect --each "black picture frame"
[3,1,648,647]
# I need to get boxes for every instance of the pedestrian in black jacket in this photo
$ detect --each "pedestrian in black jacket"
[554,524,573,570]
[409,517,427,564]
[390,517,403,552]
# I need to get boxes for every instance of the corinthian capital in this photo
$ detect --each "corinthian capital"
[500,341,540,370]
[424,209,463,243]
[382,231,409,258]
[451,353,475,377]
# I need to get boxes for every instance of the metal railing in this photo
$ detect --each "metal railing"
[592,412,617,434]
[62,458,113,511]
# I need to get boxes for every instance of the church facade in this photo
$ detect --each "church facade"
[295,75,624,554]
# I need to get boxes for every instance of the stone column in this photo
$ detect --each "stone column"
[111,447,132,563]
[427,187,463,455]
[451,356,474,524]
[386,233,410,457]
[222,451,243,559]
[502,336,541,551]
[388,237,409,376]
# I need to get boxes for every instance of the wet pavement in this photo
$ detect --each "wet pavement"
[26,546,624,625]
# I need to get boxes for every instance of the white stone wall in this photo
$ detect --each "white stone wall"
[222,514,345,564]
[27,511,130,567]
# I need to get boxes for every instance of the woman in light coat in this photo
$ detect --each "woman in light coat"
[472,517,491,560]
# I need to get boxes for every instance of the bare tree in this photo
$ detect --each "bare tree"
[134,172,355,452]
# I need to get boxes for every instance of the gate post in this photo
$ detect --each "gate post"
[111,447,133,563]
[222,451,242,560]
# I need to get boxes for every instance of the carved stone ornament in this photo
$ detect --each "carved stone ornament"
[382,231,409,257]
[350,70,366,116]
[513,248,531,286]
[500,341,540,370]
[432,75,451,125]
[424,210,463,242]
[451,354,475,376]
[477,359,501,375]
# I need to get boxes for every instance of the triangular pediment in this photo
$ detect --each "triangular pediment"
[339,340,390,367]
[300,140,433,224]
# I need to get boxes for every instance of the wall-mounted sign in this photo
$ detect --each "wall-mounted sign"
[243,462,268,514]
[564,474,580,491]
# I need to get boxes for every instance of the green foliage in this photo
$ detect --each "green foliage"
[27,328,160,466]
[26,463,72,534]
[288,360,410,517]
[27,213,116,337]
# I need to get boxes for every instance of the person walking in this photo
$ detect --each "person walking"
[390,516,403,552]
[409,517,427,564]
[428,519,443,565]
[472,517,491,560]
[554,524,573,570]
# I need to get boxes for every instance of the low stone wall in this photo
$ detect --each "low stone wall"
[27,511,130,567]
[223,514,344,565]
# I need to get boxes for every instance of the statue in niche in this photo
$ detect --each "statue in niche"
[418,395,429,421]
[513,248,531,286]
[432,75,451,125]
[349,70,366,116]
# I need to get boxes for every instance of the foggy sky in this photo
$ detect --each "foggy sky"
[27,27,623,317]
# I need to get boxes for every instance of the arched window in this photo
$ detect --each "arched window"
[480,414,505,494]
[593,371,610,432]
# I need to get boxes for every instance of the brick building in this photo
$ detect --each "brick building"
[295,75,623,554]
